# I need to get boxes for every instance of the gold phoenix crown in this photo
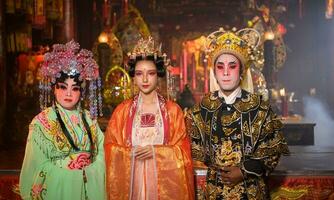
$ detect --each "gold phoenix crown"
[128,36,169,65]
[205,28,261,70]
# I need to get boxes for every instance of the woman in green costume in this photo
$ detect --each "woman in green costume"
[19,40,105,200]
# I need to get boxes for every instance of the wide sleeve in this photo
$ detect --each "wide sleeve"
[154,103,195,200]
[104,103,132,200]
[185,105,207,168]
[19,122,87,200]
[84,122,106,200]
[242,107,289,177]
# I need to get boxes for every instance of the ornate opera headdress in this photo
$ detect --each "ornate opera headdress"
[39,40,103,118]
[127,36,170,66]
[204,27,262,93]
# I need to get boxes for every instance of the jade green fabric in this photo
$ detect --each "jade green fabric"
[19,104,106,200]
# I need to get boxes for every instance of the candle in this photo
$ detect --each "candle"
[279,88,285,97]
[183,48,188,86]
[280,88,288,117]
[113,12,117,27]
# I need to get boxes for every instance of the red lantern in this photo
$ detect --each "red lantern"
[277,23,287,35]
[33,0,46,26]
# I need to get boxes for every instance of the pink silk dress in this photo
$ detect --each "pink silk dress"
[131,94,164,199]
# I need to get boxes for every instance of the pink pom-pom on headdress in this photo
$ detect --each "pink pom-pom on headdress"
[39,40,103,118]
[40,40,99,83]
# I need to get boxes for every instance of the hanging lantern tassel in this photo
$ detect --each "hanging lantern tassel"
[102,0,107,21]
[124,0,128,15]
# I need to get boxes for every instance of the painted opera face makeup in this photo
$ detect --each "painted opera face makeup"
[214,53,241,96]
[134,60,158,95]
[54,78,81,110]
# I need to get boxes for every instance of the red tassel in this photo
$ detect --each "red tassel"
[124,0,128,15]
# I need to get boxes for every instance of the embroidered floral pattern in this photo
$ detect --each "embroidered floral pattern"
[222,183,245,200]
[215,141,242,167]
[36,111,51,130]
[31,184,44,197]
[140,113,155,127]
[157,93,168,119]
[67,153,91,170]
[132,94,164,146]
[70,114,79,125]
[137,127,157,142]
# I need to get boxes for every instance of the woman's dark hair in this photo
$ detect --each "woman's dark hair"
[54,71,83,86]
[51,72,86,108]
[52,72,84,97]
[128,55,166,77]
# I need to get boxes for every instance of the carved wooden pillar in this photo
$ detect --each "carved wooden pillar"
[75,0,94,49]
[64,0,75,41]
[0,0,6,145]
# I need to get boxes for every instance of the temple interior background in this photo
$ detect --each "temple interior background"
[1,0,334,199]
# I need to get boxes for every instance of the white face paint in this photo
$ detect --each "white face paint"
[54,78,81,110]
[214,54,241,96]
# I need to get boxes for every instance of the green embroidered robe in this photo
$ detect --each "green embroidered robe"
[19,105,105,200]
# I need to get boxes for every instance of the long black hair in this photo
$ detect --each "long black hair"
[128,55,166,77]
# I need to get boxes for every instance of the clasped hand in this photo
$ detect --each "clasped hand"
[134,145,154,160]
[219,166,244,186]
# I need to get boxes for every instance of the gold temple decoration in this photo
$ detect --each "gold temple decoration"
[103,65,132,106]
